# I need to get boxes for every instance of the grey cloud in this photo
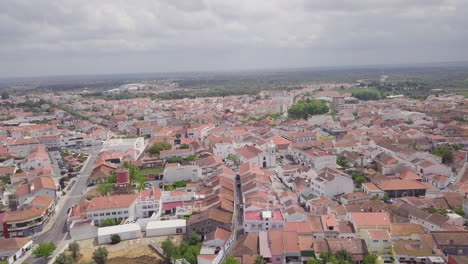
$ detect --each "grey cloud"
[0,0,467,77]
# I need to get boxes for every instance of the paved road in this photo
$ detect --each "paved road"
[26,146,101,264]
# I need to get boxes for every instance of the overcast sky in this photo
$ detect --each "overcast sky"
[1,0,467,78]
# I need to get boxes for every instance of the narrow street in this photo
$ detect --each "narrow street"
[24,146,101,264]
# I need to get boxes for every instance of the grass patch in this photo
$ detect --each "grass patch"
[140,168,164,175]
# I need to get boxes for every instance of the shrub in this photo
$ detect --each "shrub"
[111,234,121,244]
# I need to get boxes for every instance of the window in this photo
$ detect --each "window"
[100,213,104,216]
[106,212,110,216]
[373,240,378,243]
[176,228,183,234]
[94,214,98,217]
[124,211,128,214]
[112,212,116,215]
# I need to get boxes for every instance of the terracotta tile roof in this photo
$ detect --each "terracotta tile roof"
[230,233,258,257]
[391,223,425,236]
[205,227,232,243]
[367,229,391,240]
[270,135,292,145]
[87,194,139,211]
[235,145,262,159]
[376,179,431,191]
[351,212,391,226]
[4,196,54,222]
[0,167,16,175]
[188,208,232,225]
[16,176,56,197]
[0,237,31,251]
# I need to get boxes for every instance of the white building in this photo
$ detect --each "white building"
[102,137,145,160]
[146,219,186,237]
[163,164,201,184]
[235,142,276,168]
[0,237,33,264]
[309,168,354,198]
[291,148,336,171]
[68,190,162,227]
[243,209,285,233]
[97,223,142,244]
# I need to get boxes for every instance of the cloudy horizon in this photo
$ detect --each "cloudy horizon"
[1,0,467,78]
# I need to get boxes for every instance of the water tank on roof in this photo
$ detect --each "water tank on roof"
[116,169,130,184]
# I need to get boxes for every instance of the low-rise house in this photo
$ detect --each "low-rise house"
[68,191,162,227]
[415,160,452,177]
[363,229,392,255]
[243,209,285,233]
[15,177,57,206]
[390,223,426,240]
[432,231,468,256]
[326,238,368,263]
[362,179,435,198]
[163,163,201,184]
[340,192,370,205]
[0,237,33,264]
[349,212,391,238]
[290,148,336,171]
[235,143,276,169]
[309,168,353,199]
[392,235,444,264]
[3,196,55,238]
[187,208,232,236]
[102,137,145,160]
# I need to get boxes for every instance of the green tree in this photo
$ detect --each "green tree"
[161,239,176,259]
[352,90,381,101]
[167,156,183,163]
[111,234,121,244]
[288,99,329,119]
[174,181,188,188]
[68,241,80,259]
[306,258,320,264]
[455,208,465,217]
[97,183,113,196]
[223,256,240,264]
[381,193,390,202]
[319,252,338,264]
[354,176,367,185]
[363,253,378,264]
[106,170,116,184]
[185,154,198,161]
[54,253,73,264]
[148,141,172,155]
[254,255,266,264]
[431,147,454,164]
[102,219,117,227]
[179,144,190,149]
[33,242,56,262]
[188,232,201,245]
[92,247,108,264]
[337,156,349,168]
[335,250,353,264]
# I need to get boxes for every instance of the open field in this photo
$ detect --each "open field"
[71,235,183,264]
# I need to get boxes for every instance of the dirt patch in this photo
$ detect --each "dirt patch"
[109,255,164,264]
[75,235,182,264]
